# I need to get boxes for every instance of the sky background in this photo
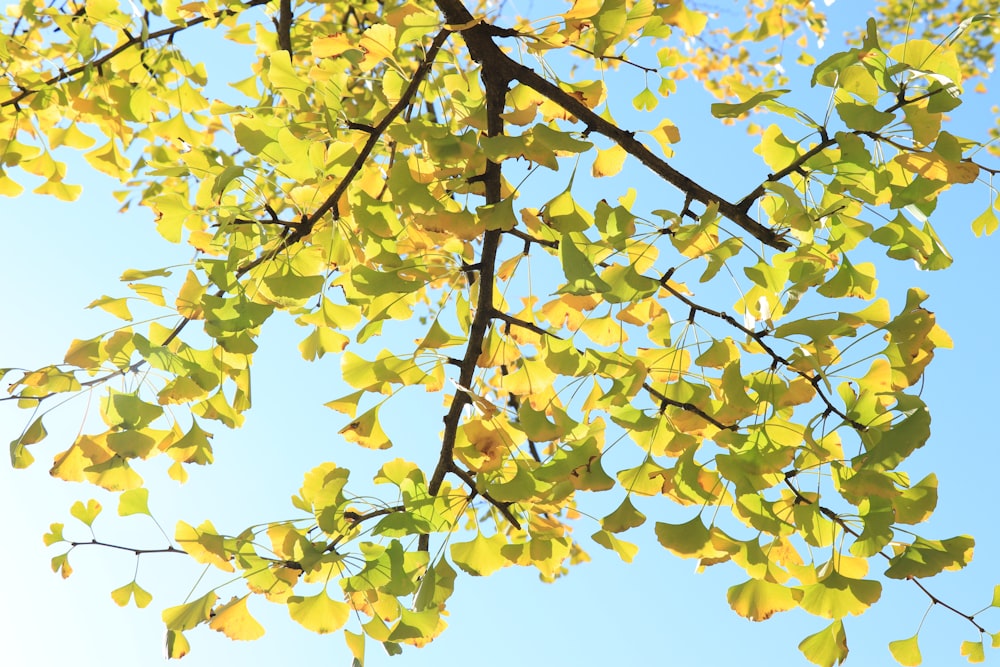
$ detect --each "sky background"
[2,2,1000,666]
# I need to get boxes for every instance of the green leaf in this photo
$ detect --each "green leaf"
[888,634,922,667]
[835,102,895,132]
[884,536,974,579]
[817,257,878,299]
[600,496,646,533]
[287,591,351,634]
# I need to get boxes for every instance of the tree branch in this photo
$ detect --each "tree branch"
[658,271,868,432]
[430,0,789,251]
[782,474,987,634]
[642,382,735,431]
[1,0,272,110]
[449,463,522,530]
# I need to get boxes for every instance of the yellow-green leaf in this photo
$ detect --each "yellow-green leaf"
[162,592,218,631]
[888,634,922,667]
[118,488,150,516]
[287,591,351,634]
[798,620,849,667]
[727,579,801,622]
[110,581,153,608]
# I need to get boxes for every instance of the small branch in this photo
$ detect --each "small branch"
[658,274,868,432]
[492,310,563,339]
[504,227,558,249]
[1,0,272,109]
[568,44,659,73]
[782,474,987,634]
[68,539,184,556]
[229,217,304,229]
[324,505,406,552]
[642,382,735,432]
[449,463,522,530]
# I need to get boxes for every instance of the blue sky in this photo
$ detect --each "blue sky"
[2,3,1000,666]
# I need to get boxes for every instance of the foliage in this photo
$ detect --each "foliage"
[2,0,1000,664]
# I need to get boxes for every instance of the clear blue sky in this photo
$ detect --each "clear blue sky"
[2,3,1000,666]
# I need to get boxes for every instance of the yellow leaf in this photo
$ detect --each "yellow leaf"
[727,579,801,621]
[287,591,351,634]
[164,630,190,659]
[339,405,393,450]
[592,144,627,177]
[894,151,978,183]
[647,118,681,157]
[312,33,357,58]
[209,596,266,641]
[359,24,397,70]
[175,520,235,572]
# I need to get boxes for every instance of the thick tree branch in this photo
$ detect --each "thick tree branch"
[276,0,293,55]
[431,0,789,251]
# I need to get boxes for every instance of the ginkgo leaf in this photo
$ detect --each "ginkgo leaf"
[712,90,790,118]
[884,536,974,579]
[117,488,150,516]
[727,579,801,621]
[175,520,235,572]
[209,596,266,640]
[339,405,393,450]
[601,496,646,533]
[960,640,985,663]
[798,620,849,667]
[591,530,639,563]
[110,581,153,608]
[43,523,65,546]
[450,532,510,576]
[888,634,922,667]
[798,572,882,619]
[50,552,73,579]
[592,144,627,178]
[164,630,190,659]
[162,592,218,632]
[70,499,102,527]
[287,591,351,634]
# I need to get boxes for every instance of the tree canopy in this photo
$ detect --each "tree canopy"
[2,0,999,665]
